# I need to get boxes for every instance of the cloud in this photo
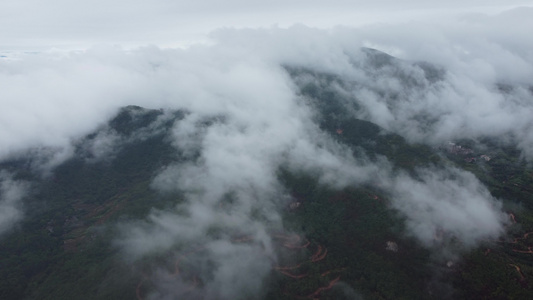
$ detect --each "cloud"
[384,167,507,255]
[221,9,533,157]
[115,54,382,297]
[2,8,533,161]
[1,7,532,296]
[0,172,28,236]
[2,1,531,50]
[343,53,533,147]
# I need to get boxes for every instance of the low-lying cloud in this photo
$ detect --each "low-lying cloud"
[385,167,507,255]
[117,68,383,298]
[0,172,28,236]
[1,7,531,298]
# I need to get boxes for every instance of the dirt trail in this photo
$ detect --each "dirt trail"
[280,270,309,279]
[311,245,328,262]
[321,268,346,277]
[136,273,148,300]
[509,264,526,281]
[274,262,304,271]
[494,231,533,245]
[285,239,310,249]
[505,232,533,254]
[509,213,517,223]
[136,233,339,299]
[273,235,344,299]
[305,276,341,299]
[512,246,533,254]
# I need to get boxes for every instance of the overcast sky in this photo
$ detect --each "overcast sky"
[2,0,532,50]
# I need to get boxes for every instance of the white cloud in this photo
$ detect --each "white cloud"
[385,168,507,253]
[1,1,531,50]
[0,172,28,236]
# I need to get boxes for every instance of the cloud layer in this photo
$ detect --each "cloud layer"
[2,1,531,50]
[386,168,507,253]
[2,7,532,298]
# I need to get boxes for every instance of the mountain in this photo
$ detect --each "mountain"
[1,50,533,300]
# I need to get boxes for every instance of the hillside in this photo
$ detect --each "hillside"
[1,50,533,300]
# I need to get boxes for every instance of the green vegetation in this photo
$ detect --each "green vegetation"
[269,171,431,299]
[0,107,180,299]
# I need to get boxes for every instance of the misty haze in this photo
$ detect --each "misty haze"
[1,1,533,299]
